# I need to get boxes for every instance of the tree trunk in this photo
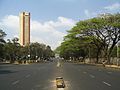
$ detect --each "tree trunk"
[95,48,101,63]
[107,43,116,64]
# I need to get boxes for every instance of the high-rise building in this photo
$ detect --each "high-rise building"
[20,12,30,46]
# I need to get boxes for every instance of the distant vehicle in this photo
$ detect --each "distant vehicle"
[56,77,65,88]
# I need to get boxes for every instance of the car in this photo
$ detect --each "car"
[56,77,65,88]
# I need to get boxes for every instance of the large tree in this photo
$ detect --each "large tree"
[81,13,120,63]
[0,29,6,60]
[57,13,120,64]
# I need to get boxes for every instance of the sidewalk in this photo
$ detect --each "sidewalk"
[0,61,10,64]
[72,61,120,69]
[90,63,120,69]
[105,64,120,69]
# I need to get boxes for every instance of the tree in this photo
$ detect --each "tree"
[57,13,120,64]
[4,37,21,62]
[28,42,54,60]
[0,29,6,60]
[81,13,120,63]
[0,29,6,44]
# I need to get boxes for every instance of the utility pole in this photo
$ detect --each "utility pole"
[117,42,120,66]
[89,46,91,63]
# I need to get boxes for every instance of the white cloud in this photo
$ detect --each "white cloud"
[0,15,19,40]
[1,15,19,30]
[0,15,76,49]
[104,3,120,11]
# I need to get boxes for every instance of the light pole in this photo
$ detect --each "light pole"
[117,42,120,66]
[28,54,30,63]
[89,46,91,63]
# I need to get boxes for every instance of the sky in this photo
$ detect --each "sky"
[0,0,120,49]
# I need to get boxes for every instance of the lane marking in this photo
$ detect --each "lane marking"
[12,80,20,85]
[25,74,31,78]
[89,74,95,78]
[103,81,111,87]
[107,72,112,74]
[57,88,64,90]
[57,62,61,67]
[83,71,87,74]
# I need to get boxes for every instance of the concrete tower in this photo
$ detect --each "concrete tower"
[20,12,30,46]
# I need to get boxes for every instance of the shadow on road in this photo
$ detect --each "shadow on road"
[72,63,95,66]
[0,70,17,74]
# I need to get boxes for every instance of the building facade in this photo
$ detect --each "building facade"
[20,12,30,46]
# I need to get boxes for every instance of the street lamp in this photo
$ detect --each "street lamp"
[28,54,30,63]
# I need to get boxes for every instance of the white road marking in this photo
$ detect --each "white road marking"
[25,74,31,78]
[107,72,112,74]
[89,74,95,78]
[57,62,61,67]
[83,71,87,74]
[103,81,111,87]
[12,80,20,85]
[57,88,64,90]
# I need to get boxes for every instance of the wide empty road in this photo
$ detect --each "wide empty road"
[0,61,120,90]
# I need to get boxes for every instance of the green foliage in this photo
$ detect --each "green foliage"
[56,13,120,63]
[0,29,54,62]
[2,38,54,62]
[0,29,6,59]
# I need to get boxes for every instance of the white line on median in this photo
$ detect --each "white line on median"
[103,81,111,87]
[12,80,20,85]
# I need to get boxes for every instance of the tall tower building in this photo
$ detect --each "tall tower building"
[20,12,30,46]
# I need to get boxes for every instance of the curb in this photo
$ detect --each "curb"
[72,62,120,69]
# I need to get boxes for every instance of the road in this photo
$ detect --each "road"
[0,61,120,90]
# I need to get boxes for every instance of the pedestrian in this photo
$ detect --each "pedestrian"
[102,60,105,67]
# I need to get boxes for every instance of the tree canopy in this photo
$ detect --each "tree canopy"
[56,13,120,63]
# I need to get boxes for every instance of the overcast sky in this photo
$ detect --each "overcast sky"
[0,0,120,49]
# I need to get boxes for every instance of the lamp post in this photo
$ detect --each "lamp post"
[117,42,120,66]
[28,54,30,63]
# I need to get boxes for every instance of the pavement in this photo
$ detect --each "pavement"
[72,61,120,69]
[0,61,120,90]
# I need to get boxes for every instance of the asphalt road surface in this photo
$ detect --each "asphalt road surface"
[0,61,120,90]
